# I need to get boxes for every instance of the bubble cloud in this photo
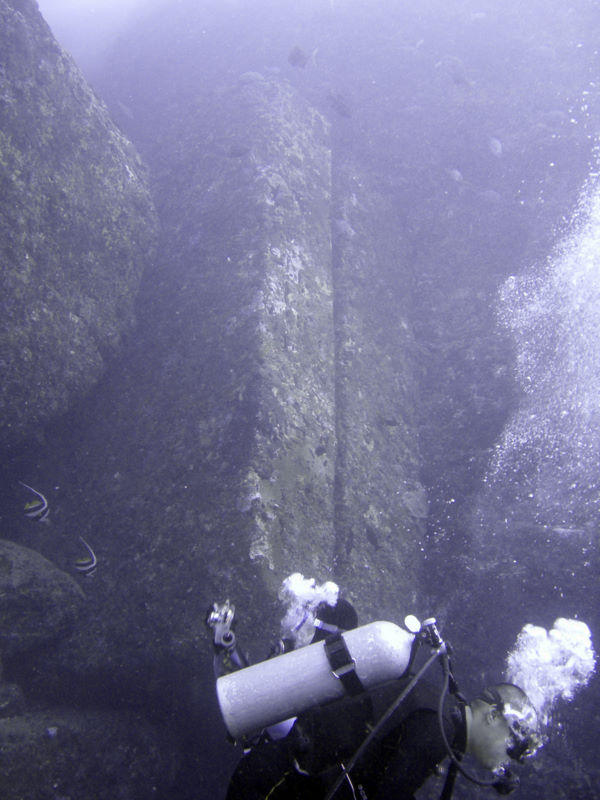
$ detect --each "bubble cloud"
[278,573,339,648]
[506,617,596,724]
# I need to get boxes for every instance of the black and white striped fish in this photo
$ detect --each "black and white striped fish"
[74,536,97,576]
[20,482,50,522]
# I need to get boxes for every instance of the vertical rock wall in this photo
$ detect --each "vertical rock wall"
[223,78,336,577]
[13,76,338,694]
[11,72,424,705]
[331,162,424,619]
[1,7,424,791]
[143,75,337,589]
[0,0,156,450]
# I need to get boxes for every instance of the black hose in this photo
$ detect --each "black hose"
[436,655,503,789]
[439,761,458,800]
[324,647,444,800]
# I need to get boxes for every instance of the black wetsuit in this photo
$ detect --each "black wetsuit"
[226,675,466,800]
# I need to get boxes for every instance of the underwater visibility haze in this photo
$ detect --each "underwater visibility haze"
[1,0,599,796]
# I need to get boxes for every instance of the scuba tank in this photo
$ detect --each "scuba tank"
[216,620,413,740]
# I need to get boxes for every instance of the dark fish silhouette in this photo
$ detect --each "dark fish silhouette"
[436,56,474,89]
[288,46,317,68]
[227,143,251,158]
[327,90,352,118]
[288,46,308,67]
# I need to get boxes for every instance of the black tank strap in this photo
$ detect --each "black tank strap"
[324,632,364,696]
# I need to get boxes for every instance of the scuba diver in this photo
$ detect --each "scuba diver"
[206,589,542,800]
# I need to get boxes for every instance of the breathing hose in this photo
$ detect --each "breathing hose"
[324,645,445,800]
[437,653,518,794]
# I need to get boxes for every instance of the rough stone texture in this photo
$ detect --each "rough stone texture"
[0,538,84,657]
[0,681,25,717]
[0,5,423,718]
[0,0,156,450]
[161,74,337,579]
[0,708,178,800]
[127,74,336,592]
[7,77,336,693]
[0,76,338,799]
[331,165,424,621]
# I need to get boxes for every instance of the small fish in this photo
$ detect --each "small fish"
[288,46,308,67]
[20,481,49,521]
[74,536,97,576]
[327,90,352,118]
[227,143,251,158]
[436,56,474,89]
[288,46,318,68]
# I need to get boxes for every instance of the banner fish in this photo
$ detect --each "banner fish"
[20,481,49,522]
[74,536,97,576]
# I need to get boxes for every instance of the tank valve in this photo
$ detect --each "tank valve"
[207,599,236,650]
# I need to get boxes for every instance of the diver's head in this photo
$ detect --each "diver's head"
[312,597,358,642]
[466,683,542,773]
